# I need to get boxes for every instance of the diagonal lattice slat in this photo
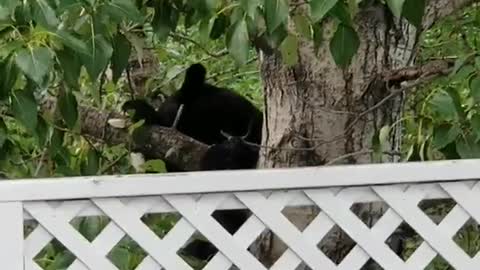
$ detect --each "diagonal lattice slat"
[14,179,480,269]
[93,198,192,270]
[25,202,118,270]
[306,189,407,269]
[69,197,157,270]
[373,185,475,269]
[165,194,267,270]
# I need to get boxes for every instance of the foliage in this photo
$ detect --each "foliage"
[400,6,480,162]
[0,1,264,267]
[0,0,464,268]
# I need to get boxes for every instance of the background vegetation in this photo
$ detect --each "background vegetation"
[0,0,479,269]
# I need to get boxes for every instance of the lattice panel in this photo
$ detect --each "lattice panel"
[20,181,480,270]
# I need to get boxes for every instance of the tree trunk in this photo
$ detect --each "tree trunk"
[255,4,417,268]
[255,0,478,266]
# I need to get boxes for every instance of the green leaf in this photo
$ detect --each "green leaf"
[371,129,382,163]
[0,56,18,100]
[445,87,465,120]
[402,0,425,28]
[0,40,23,59]
[379,125,391,150]
[111,33,131,84]
[475,56,480,71]
[165,65,184,83]
[126,33,144,65]
[0,1,18,20]
[13,2,32,26]
[293,14,312,38]
[58,89,78,129]
[403,144,415,161]
[210,14,229,40]
[471,114,480,141]
[470,77,480,104]
[35,115,48,147]
[386,0,406,18]
[312,22,324,53]
[453,65,475,83]
[80,36,113,81]
[192,0,216,16]
[310,0,338,23]
[264,0,288,33]
[418,137,428,161]
[279,34,298,66]
[109,247,131,269]
[78,217,105,242]
[50,129,65,157]
[104,0,143,23]
[328,1,352,25]
[0,118,6,149]
[184,6,201,28]
[151,1,179,40]
[31,0,59,28]
[241,0,258,18]
[198,18,214,44]
[451,56,468,76]
[91,9,112,36]
[54,30,90,55]
[456,134,480,159]
[82,148,99,176]
[429,91,458,121]
[56,48,81,89]
[329,24,359,68]
[226,19,250,65]
[0,139,12,162]
[57,0,81,13]
[262,23,288,49]
[15,47,53,85]
[46,251,75,270]
[11,89,38,132]
[143,159,167,173]
[432,124,460,149]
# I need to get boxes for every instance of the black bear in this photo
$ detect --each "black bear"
[123,63,262,261]
[122,63,262,146]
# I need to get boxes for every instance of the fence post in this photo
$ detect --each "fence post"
[0,202,24,270]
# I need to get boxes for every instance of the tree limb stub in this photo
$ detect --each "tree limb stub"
[41,97,208,171]
[384,59,454,84]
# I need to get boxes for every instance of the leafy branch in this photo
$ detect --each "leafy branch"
[169,33,229,58]
[39,97,208,171]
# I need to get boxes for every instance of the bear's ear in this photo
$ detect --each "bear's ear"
[182,63,207,90]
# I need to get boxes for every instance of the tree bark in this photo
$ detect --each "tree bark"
[40,98,208,171]
[255,0,477,267]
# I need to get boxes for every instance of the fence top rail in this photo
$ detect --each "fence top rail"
[0,159,478,202]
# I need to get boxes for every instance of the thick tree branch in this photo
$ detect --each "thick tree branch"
[383,59,453,84]
[424,0,480,30]
[40,97,208,171]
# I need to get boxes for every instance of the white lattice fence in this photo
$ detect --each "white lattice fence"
[1,160,480,269]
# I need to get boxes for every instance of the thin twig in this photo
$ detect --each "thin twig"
[98,68,108,105]
[325,150,401,166]
[100,152,128,174]
[126,64,135,99]
[169,33,228,58]
[207,57,258,80]
[344,73,445,133]
[34,148,48,177]
[172,104,184,129]
[297,72,447,146]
